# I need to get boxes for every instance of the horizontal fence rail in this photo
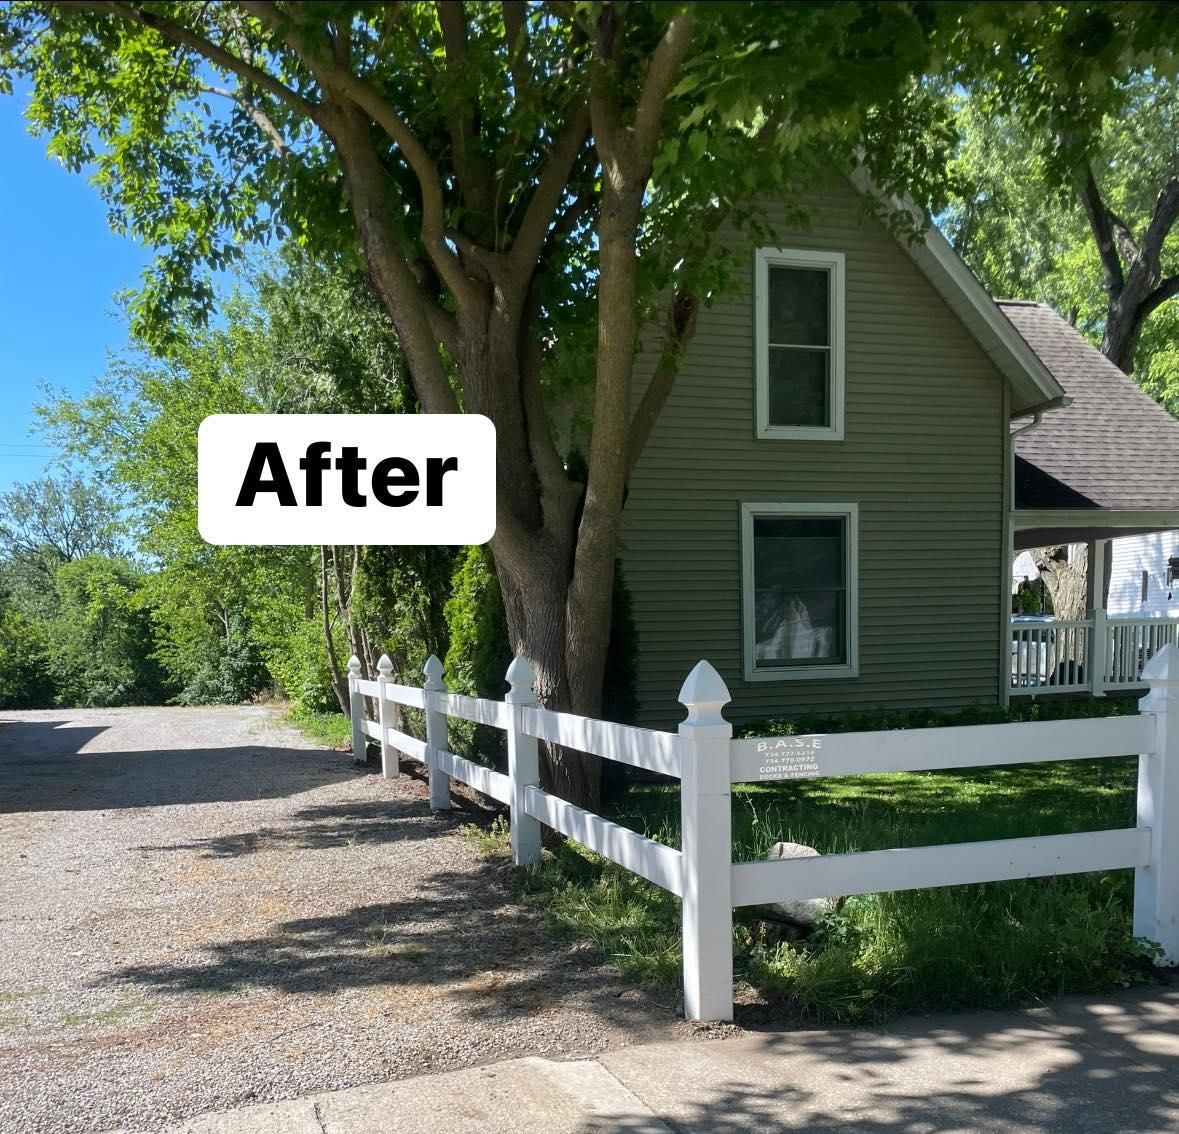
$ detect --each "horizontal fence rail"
[522,785,683,895]
[385,726,427,764]
[730,713,1158,783]
[522,706,682,777]
[348,645,1179,1027]
[730,828,1152,907]
[436,691,510,728]
[436,749,511,805]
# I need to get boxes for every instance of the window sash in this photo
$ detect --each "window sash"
[741,502,859,681]
[755,248,845,440]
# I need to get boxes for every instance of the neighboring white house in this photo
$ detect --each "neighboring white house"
[1012,550,1040,595]
[1108,531,1179,618]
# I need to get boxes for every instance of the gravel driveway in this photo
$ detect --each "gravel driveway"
[0,706,677,1134]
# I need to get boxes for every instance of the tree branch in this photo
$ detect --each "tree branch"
[1141,176,1179,274]
[437,0,490,209]
[68,1,323,124]
[631,11,695,160]
[200,84,290,157]
[1108,211,1139,263]
[1140,274,1179,321]
[624,287,700,477]
[1076,162,1125,296]
[236,1,480,313]
[502,1,529,90]
[508,100,591,286]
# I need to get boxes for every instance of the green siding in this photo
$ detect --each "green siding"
[621,183,1005,728]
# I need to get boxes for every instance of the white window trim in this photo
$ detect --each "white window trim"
[740,501,860,682]
[754,247,846,441]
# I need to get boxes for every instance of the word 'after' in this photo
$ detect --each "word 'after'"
[235,442,459,509]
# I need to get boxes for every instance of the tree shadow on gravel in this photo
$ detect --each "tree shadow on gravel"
[138,796,493,857]
[0,716,358,812]
[101,857,674,1029]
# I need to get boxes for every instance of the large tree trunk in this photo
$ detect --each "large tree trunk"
[316,21,696,810]
[1030,543,1089,621]
[496,550,606,811]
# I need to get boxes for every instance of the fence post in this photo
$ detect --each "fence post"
[348,655,366,765]
[423,654,451,811]
[677,660,734,1022]
[1135,643,1179,963]
[1091,609,1108,697]
[505,655,541,867]
[376,654,397,779]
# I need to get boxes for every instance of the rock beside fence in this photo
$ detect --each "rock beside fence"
[762,841,837,931]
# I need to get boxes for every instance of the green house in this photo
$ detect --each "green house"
[621,180,1179,727]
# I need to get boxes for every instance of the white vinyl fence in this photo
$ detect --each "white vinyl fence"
[349,645,1179,1023]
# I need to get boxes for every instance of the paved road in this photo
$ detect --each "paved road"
[165,986,1179,1133]
[0,706,675,1134]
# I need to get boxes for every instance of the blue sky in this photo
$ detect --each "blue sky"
[0,86,152,493]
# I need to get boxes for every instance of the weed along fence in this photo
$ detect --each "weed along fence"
[347,646,1179,1023]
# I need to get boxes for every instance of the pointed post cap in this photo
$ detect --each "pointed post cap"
[1141,643,1179,710]
[347,655,362,675]
[423,653,445,690]
[377,654,394,677]
[678,660,731,728]
[505,654,537,704]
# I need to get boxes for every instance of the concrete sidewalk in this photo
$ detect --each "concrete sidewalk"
[156,986,1179,1133]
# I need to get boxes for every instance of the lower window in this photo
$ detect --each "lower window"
[741,502,859,681]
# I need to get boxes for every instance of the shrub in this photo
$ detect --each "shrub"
[739,692,1139,740]
[0,602,55,708]
[176,612,269,705]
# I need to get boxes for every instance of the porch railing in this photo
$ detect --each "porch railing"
[1011,614,1179,696]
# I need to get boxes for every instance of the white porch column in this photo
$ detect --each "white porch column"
[1088,539,1109,697]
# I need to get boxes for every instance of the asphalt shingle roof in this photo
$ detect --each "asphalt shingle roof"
[1001,301,1179,511]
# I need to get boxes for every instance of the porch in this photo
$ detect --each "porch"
[998,303,1179,702]
[1010,611,1179,696]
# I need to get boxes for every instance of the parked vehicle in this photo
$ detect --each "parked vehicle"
[1011,615,1056,685]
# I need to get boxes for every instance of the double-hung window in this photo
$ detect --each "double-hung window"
[755,248,845,439]
[741,502,859,681]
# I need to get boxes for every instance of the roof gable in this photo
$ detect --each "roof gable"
[849,170,1065,415]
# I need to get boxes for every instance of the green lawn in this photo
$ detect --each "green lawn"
[286,705,354,749]
[487,700,1158,1024]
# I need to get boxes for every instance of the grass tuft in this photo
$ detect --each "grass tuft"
[286,705,353,749]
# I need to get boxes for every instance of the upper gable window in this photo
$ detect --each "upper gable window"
[755,248,845,440]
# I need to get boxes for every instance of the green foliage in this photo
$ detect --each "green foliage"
[0,600,54,708]
[444,545,511,762]
[46,555,172,707]
[38,253,419,711]
[2,2,1172,354]
[0,475,126,619]
[0,2,967,347]
[739,690,1138,741]
[943,74,1179,386]
[173,611,268,706]
[263,615,341,715]
[355,545,455,686]
[1013,579,1051,616]
[444,546,511,703]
